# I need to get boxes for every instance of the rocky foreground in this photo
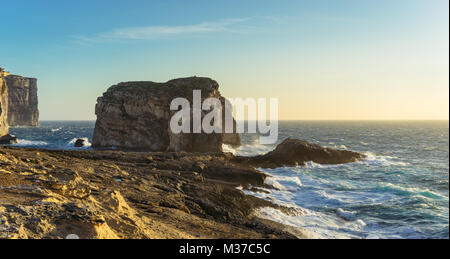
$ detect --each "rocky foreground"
[0,147,297,239]
[0,139,364,239]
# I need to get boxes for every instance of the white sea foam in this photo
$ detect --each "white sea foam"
[51,128,62,132]
[304,161,324,169]
[255,207,363,239]
[12,139,49,146]
[355,219,367,227]
[366,234,380,239]
[222,143,274,157]
[336,208,357,221]
[377,183,446,200]
[266,175,302,191]
[360,152,410,166]
[265,177,288,191]
[245,167,385,239]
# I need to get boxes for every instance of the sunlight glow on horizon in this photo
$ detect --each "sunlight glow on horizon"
[1,0,448,121]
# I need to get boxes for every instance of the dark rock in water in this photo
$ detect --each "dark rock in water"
[5,75,39,127]
[74,139,88,148]
[93,77,241,152]
[0,134,18,145]
[237,138,365,168]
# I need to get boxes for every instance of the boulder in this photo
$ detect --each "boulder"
[93,77,241,152]
[0,134,18,145]
[74,139,88,148]
[239,138,365,168]
[5,75,39,126]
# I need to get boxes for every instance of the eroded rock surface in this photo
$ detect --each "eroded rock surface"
[93,77,241,152]
[0,68,10,138]
[5,75,39,127]
[237,138,365,168]
[0,137,364,239]
[0,147,304,239]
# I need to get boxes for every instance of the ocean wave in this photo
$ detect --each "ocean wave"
[375,183,447,200]
[51,128,62,132]
[254,207,364,239]
[265,175,302,191]
[325,144,348,150]
[304,161,325,169]
[336,208,357,221]
[12,139,49,147]
[360,152,410,166]
[222,143,274,157]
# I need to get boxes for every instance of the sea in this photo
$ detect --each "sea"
[9,120,449,239]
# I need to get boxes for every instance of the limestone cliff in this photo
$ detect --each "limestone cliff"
[5,75,39,126]
[93,77,241,152]
[0,68,10,137]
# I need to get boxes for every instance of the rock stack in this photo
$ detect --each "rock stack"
[93,77,241,152]
[5,75,39,126]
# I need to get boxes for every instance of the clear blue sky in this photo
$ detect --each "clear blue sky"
[1,0,448,120]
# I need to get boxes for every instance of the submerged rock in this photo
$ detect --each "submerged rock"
[4,75,39,127]
[238,138,365,168]
[93,77,241,152]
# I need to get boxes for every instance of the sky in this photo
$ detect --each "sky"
[1,0,448,120]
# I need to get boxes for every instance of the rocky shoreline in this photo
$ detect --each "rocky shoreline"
[0,75,365,239]
[0,139,363,239]
[0,146,296,239]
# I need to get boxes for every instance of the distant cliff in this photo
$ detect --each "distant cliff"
[5,75,39,126]
[0,68,9,137]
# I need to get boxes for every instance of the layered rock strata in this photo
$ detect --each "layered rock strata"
[5,75,39,126]
[93,77,241,152]
[235,138,366,168]
[0,139,364,238]
[0,147,304,239]
[0,68,10,137]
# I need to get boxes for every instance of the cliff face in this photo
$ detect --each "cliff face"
[0,68,10,137]
[93,77,241,152]
[5,75,39,126]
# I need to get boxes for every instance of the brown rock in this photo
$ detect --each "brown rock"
[93,77,241,152]
[0,68,10,138]
[0,146,299,239]
[5,75,39,127]
[0,134,18,145]
[238,138,366,168]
